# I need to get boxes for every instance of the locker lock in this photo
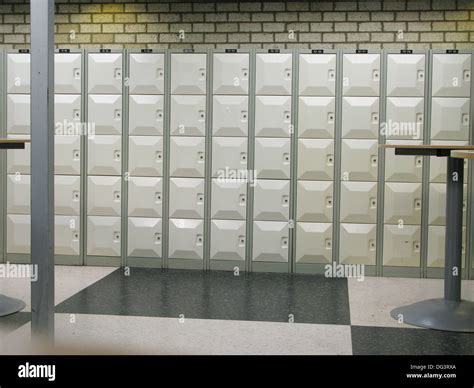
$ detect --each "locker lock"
[198,111,205,120]
[414,199,421,209]
[199,68,206,78]
[463,201,467,211]
[238,236,246,246]
[281,237,289,247]
[370,155,377,166]
[155,233,162,243]
[114,191,121,201]
[413,242,420,252]
[370,198,377,208]
[416,113,423,122]
[326,197,333,207]
[73,110,80,119]
[327,155,334,165]
[241,111,248,121]
[327,113,334,123]
[113,232,120,242]
[196,235,203,245]
[284,69,291,79]
[114,68,122,79]
[156,110,163,120]
[155,193,162,202]
[372,70,380,80]
[464,70,470,81]
[239,194,246,204]
[114,150,121,160]
[369,240,376,250]
[240,153,247,163]
[283,153,290,164]
[73,69,81,79]
[157,68,164,79]
[284,112,291,121]
[242,69,249,78]
[462,114,469,125]
[371,113,379,123]
[415,156,423,167]
[328,70,335,80]
[72,191,80,201]
[325,239,332,249]
[73,232,79,241]
[417,70,424,81]
[115,110,121,120]
[73,150,80,160]
[198,152,205,162]
[197,193,204,203]
[156,151,163,161]
[282,196,289,206]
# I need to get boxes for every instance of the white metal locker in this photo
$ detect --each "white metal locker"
[212,95,248,137]
[427,226,466,268]
[383,225,421,267]
[340,139,378,181]
[430,98,470,140]
[128,95,164,136]
[341,97,379,139]
[128,217,162,258]
[88,95,122,135]
[55,135,81,175]
[55,94,81,127]
[255,53,292,95]
[297,139,334,180]
[7,94,30,134]
[170,53,207,94]
[170,95,206,136]
[429,141,468,182]
[129,136,163,177]
[87,216,121,256]
[55,53,82,94]
[340,181,377,223]
[169,178,205,219]
[7,134,31,174]
[385,141,423,182]
[298,54,336,96]
[7,53,30,94]
[428,183,467,225]
[7,174,30,214]
[254,137,291,179]
[343,54,380,96]
[212,137,247,176]
[385,98,424,140]
[210,220,246,261]
[295,222,332,264]
[168,218,204,260]
[296,181,333,222]
[55,175,81,216]
[298,97,335,138]
[55,216,80,256]
[431,54,471,97]
[213,53,249,95]
[87,53,123,94]
[384,182,422,224]
[6,214,30,254]
[129,53,165,94]
[253,221,289,262]
[255,95,292,137]
[386,54,425,97]
[169,136,205,177]
[87,135,122,176]
[339,223,376,265]
[128,177,162,218]
[87,176,122,216]
[211,179,247,220]
[253,180,290,221]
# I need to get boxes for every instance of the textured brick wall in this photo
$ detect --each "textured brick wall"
[0,0,473,50]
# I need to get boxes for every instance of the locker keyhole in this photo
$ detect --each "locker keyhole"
[328,70,335,80]
[325,239,332,249]
[73,110,80,120]
[369,240,376,250]
[196,235,203,245]
[327,113,334,123]
[157,68,164,79]
[372,70,379,80]
[73,150,80,160]
[463,70,470,81]
[156,151,163,161]
[416,113,423,122]
[370,155,377,166]
[462,114,469,125]
[114,68,122,79]
[114,191,121,201]
[371,113,379,123]
[417,70,424,81]
[73,232,79,241]
[283,153,290,164]
[198,152,205,162]
[115,110,121,120]
[73,69,81,79]
[238,236,245,246]
[198,111,205,121]
[241,111,248,121]
[199,68,206,79]
[415,156,422,167]
[155,193,162,202]
[240,153,247,163]
[326,197,333,208]
[370,198,377,208]
[282,196,289,206]
[414,199,421,209]
[284,69,291,79]
[155,233,162,243]
[284,112,291,121]
[114,151,121,161]
[242,69,249,79]
[113,232,120,242]
[413,242,420,252]
[156,110,163,120]
[72,191,80,201]
[239,194,246,204]
[327,155,334,165]
[197,193,204,204]
[281,237,289,247]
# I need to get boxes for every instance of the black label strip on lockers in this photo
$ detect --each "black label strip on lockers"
[356,49,369,54]
[268,49,280,53]
[58,49,71,53]
[446,49,459,54]
[225,49,237,53]
[100,49,112,53]
[312,49,324,54]
[141,49,153,53]
[183,48,195,53]
[18,49,29,53]
[400,49,413,54]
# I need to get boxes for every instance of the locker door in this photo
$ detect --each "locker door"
[340,181,377,223]
[128,177,162,218]
[253,180,290,221]
[87,176,122,216]
[210,220,246,261]
[129,95,164,136]
[169,178,205,219]
[386,54,425,97]
[384,182,422,224]
[254,137,291,179]
[341,97,379,139]
[339,223,376,265]
[212,137,247,176]
[7,135,31,174]
[169,137,205,177]
[385,141,423,182]
[55,94,81,128]
[7,174,30,214]
[253,221,289,262]
[87,216,121,256]
[432,54,471,97]
[429,141,468,182]
[427,226,466,268]
[7,94,30,134]
[211,179,247,220]
[343,54,380,96]
[168,218,204,260]
[255,95,292,137]
[55,175,81,216]
[88,95,122,135]
[7,53,30,94]
[170,95,206,136]
[428,184,467,225]
[212,95,248,137]
[385,98,424,140]
[295,222,332,264]
[213,53,249,95]
[298,96,335,138]
[296,181,333,222]
[55,53,82,94]
[128,217,162,258]
[383,225,421,267]
[299,54,336,96]
[87,135,122,176]
[129,136,163,177]
[255,53,292,95]
[7,214,30,254]
[55,216,80,255]
[88,53,123,94]
[170,53,207,94]
[298,139,334,180]
[55,135,81,175]
[341,139,378,181]
[431,98,470,140]
[129,53,165,94]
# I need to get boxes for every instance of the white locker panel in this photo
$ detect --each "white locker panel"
[255,53,292,95]
[298,139,334,180]
[254,137,290,179]
[7,53,30,93]
[341,139,378,181]
[169,178,205,219]
[427,226,466,268]
[212,137,247,176]
[385,98,424,140]
[170,95,206,136]
[386,54,425,97]
[7,94,30,134]
[340,181,377,223]
[213,53,249,94]
[255,95,292,137]
[383,225,421,267]
[129,136,163,177]
[431,98,470,140]
[211,179,247,220]
[88,95,122,135]
[295,222,332,264]
[212,95,248,137]
[210,220,246,261]
[339,223,376,265]
[87,135,122,176]
[343,54,380,96]
[55,216,80,256]
[429,183,467,225]
[87,53,123,94]
[385,141,423,182]
[6,214,30,254]
[169,136,205,177]
[298,54,336,96]
[55,94,81,127]
[298,97,335,139]
[170,53,207,94]
[432,54,471,97]
[7,134,31,174]
[87,176,122,216]
[7,174,30,214]
[128,177,162,218]
[384,182,422,224]
[341,97,379,139]
[129,53,165,94]
[87,216,121,256]
[253,221,289,262]
[55,53,82,94]
[128,95,164,136]
[168,218,204,260]
[429,141,468,182]
[128,217,162,258]
[55,175,81,216]
[253,180,290,221]
[296,181,333,222]
[55,135,81,175]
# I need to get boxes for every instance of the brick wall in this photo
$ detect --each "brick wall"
[0,0,473,50]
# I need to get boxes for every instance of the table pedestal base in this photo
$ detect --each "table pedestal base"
[0,294,26,317]
[391,298,474,332]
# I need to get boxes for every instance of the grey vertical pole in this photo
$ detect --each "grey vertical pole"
[30,0,55,341]
[444,157,464,301]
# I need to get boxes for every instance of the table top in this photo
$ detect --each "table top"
[451,150,474,159]
[380,144,474,150]
[0,139,31,144]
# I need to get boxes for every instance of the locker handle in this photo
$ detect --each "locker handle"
[73,150,80,160]
[114,151,121,160]
[197,193,204,204]
[284,111,291,121]
[72,231,79,241]
[414,199,422,210]
[326,154,334,165]
[326,197,333,208]
[198,68,206,79]
[72,191,80,201]
[198,110,205,121]
[327,113,335,123]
